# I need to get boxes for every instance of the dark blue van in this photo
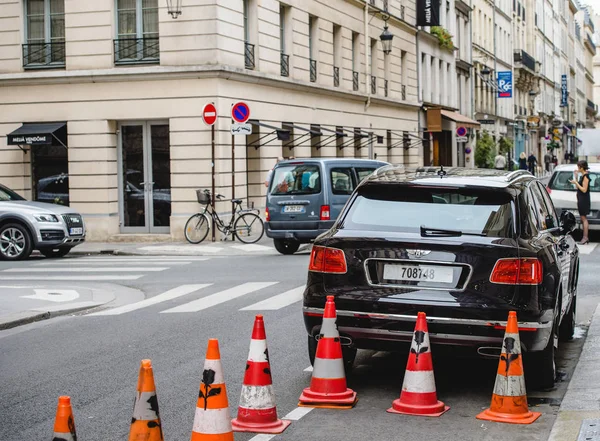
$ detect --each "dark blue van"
[264,158,389,254]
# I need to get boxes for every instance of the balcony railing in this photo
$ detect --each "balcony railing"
[114,38,159,65]
[400,5,405,20]
[401,84,406,100]
[382,0,388,11]
[310,59,317,82]
[384,79,388,97]
[587,99,596,111]
[245,42,255,69]
[353,71,359,91]
[333,66,340,87]
[371,75,377,94]
[281,53,289,77]
[587,34,596,50]
[22,42,65,69]
[513,49,536,71]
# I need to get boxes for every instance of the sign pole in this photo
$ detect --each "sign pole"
[211,123,216,242]
[231,129,235,242]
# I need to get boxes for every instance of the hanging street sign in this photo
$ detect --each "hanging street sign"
[456,136,468,143]
[497,71,513,98]
[231,101,251,123]
[202,103,217,126]
[231,123,252,135]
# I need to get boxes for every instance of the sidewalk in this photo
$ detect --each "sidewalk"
[548,303,600,441]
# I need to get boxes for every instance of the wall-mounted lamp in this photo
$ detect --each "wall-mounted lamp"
[380,24,394,55]
[166,0,182,19]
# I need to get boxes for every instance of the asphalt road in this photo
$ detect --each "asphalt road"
[1,243,599,441]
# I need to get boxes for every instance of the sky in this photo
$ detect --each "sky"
[584,0,600,15]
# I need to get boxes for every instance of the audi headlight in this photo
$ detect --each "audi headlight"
[34,214,59,223]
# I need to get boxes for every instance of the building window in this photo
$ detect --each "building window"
[243,0,255,69]
[280,5,289,77]
[309,15,317,82]
[114,0,159,65]
[333,24,341,87]
[352,32,360,91]
[23,0,66,68]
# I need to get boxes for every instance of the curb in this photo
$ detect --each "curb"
[0,303,102,331]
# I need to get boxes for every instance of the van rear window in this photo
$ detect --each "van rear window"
[270,165,321,195]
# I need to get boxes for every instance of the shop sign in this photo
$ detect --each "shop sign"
[7,134,51,145]
[417,0,440,26]
[497,71,513,98]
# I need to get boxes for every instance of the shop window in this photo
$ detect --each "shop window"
[23,0,65,68]
[114,0,159,64]
[32,145,69,206]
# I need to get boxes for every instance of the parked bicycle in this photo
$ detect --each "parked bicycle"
[184,189,264,244]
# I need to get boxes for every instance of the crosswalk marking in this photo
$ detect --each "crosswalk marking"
[35,261,191,266]
[161,282,278,314]
[240,286,305,311]
[3,267,168,273]
[68,257,211,262]
[0,275,143,281]
[90,284,212,316]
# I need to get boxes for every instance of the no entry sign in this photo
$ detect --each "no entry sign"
[202,103,217,126]
[231,101,250,123]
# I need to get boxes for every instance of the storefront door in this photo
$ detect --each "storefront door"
[118,121,171,233]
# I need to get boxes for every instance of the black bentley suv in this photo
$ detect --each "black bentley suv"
[303,166,579,388]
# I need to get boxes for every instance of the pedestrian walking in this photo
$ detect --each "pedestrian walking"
[518,152,527,170]
[265,157,284,188]
[527,153,537,175]
[570,160,591,245]
[544,152,552,173]
[494,152,506,170]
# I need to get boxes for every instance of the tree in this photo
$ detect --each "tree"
[475,131,496,168]
[498,137,513,156]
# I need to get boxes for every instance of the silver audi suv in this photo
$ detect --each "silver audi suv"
[0,183,85,260]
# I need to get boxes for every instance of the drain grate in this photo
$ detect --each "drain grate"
[577,419,600,441]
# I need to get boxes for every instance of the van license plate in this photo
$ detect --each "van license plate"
[70,227,83,236]
[383,264,453,284]
[283,205,304,213]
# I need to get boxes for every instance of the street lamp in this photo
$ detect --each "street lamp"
[480,66,491,80]
[166,0,182,18]
[380,24,394,55]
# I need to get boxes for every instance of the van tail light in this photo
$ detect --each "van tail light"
[320,205,330,221]
[546,186,552,194]
[490,258,543,285]
[265,207,270,222]
[309,246,347,274]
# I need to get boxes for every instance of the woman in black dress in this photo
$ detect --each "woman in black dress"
[570,160,591,245]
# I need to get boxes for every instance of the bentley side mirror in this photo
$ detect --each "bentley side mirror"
[560,211,576,234]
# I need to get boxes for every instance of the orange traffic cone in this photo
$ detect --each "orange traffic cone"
[191,339,234,441]
[129,359,164,441]
[476,311,541,424]
[232,315,291,434]
[298,295,357,409]
[52,396,77,441]
[387,312,449,417]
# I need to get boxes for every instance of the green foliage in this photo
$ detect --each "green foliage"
[430,26,454,51]
[475,131,496,169]
[498,137,513,155]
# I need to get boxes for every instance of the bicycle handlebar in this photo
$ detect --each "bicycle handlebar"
[202,189,225,201]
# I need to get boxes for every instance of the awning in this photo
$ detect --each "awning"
[440,110,481,128]
[6,122,67,148]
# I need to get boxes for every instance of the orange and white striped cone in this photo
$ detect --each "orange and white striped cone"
[52,396,77,441]
[191,339,234,441]
[476,311,541,425]
[232,315,291,434]
[129,359,164,441]
[298,295,357,409]
[387,312,449,417]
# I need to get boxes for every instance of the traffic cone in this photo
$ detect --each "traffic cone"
[387,312,449,417]
[232,315,291,434]
[129,359,164,441]
[476,311,541,424]
[298,295,357,409]
[191,339,234,441]
[52,396,77,441]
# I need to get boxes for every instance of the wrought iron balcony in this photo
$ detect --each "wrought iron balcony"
[382,0,388,11]
[371,75,377,94]
[114,38,159,65]
[400,5,405,20]
[587,34,596,51]
[22,42,65,69]
[587,99,597,112]
[333,66,340,87]
[384,79,388,97]
[513,49,536,71]
[353,71,359,91]
[310,59,317,82]
[281,53,289,77]
[401,84,406,100]
[245,42,255,69]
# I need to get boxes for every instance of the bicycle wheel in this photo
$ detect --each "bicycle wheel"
[184,213,210,244]
[234,213,265,244]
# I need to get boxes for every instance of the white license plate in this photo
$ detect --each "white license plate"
[283,205,304,213]
[383,264,453,284]
[70,227,83,235]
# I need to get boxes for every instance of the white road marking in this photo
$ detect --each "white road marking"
[248,435,275,441]
[284,406,314,420]
[70,256,211,261]
[240,286,305,311]
[138,245,224,253]
[161,282,278,313]
[90,284,212,316]
[230,244,273,252]
[578,243,597,255]
[35,261,192,266]
[303,366,313,372]
[4,267,168,273]
[0,275,143,281]
[21,289,80,303]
